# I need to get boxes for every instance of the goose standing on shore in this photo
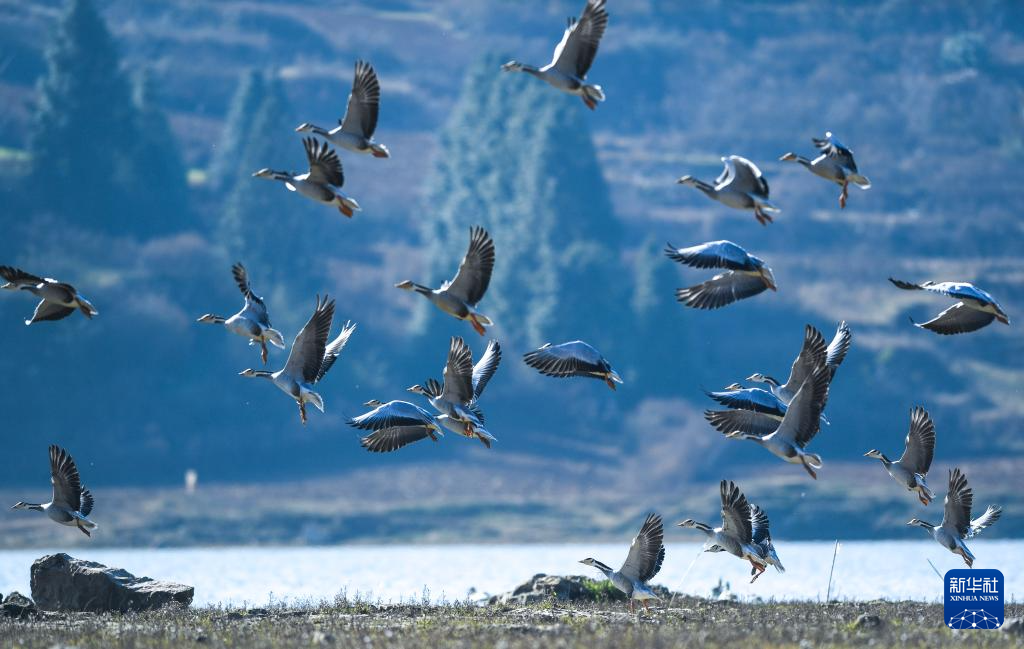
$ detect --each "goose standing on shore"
[408,337,501,448]
[747,322,851,404]
[348,399,445,453]
[579,513,665,612]
[677,481,768,582]
[253,138,361,217]
[0,266,98,325]
[780,132,871,208]
[664,240,776,309]
[240,295,356,425]
[709,365,832,479]
[12,445,97,537]
[908,468,1001,567]
[501,0,608,110]
[296,60,390,158]
[395,226,495,335]
[677,156,780,225]
[197,263,284,364]
[889,278,1009,335]
[523,340,622,390]
[865,406,936,505]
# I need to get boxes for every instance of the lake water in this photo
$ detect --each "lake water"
[1,541,1020,607]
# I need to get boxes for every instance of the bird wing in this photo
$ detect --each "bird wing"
[825,321,852,372]
[471,339,501,399]
[347,401,433,431]
[812,133,858,173]
[705,409,783,438]
[360,426,434,453]
[913,302,995,335]
[551,0,608,79]
[618,513,665,583]
[523,341,605,378]
[303,137,345,187]
[943,468,973,538]
[28,300,76,324]
[664,240,753,271]
[675,270,769,310]
[440,336,475,405]
[720,480,753,543]
[49,445,83,512]
[0,266,44,286]
[967,505,1002,539]
[750,504,771,545]
[338,60,381,138]
[232,262,270,326]
[79,488,94,517]
[282,295,335,384]
[774,365,831,447]
[720,156,769,198]
[897,406,935,475]
[705,388,786,416]
[782,325,828,395]
[315,320,356,383]
[441,226,495,306]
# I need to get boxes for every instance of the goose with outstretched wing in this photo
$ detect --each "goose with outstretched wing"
[12,445,98,537]
[580,513,665,612]
[664,240,776,309]
[296,60,390,158]
[0,266,97,325]
[253,137,361,217]
[523,340,622,390]
[198,263,285,364]
[865,406,936,505]
[677,156,780,225]
[349,399,445,453]
[678,481,767,580]
[908,468,1001,567]
[780,132,871,208]
[889,278,1009,335]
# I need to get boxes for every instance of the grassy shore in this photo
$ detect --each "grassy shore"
[2,597,1021,648]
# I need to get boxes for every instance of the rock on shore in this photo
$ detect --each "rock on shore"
[31,553,194,613]
[488,574,672,605]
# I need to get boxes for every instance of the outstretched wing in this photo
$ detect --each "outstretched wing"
[316,320,356,383]
[664,240,754,271]
[79,488,94,517]
[27,300,75,324]
[750,504,771,545]
[782,326,828,396]
[775,365,831,447]
[282,295,335,384]
[442,226,494,306]
[0,266,44,287]
[825,321,852,372]
[49,445,83,513]
[618,512,665,583]
[348,400,433,432]
[705,409,783,438]
[705,388,786,417]
[361,426,435,453]
[898,406,935,475]
[232,262,270,326]
[913,303,995,335]
[967,505,1001,539]
[522,341,607,379]
[471,340,501,399]
[720,156,769,198]
[303,137,345,187]
[720,480,753,543]
[440,336,475,405]
[943,468,973,538]
[551,0,608,79]
[339,60,381,139]
[675,271,769,310]
[812,132,858,173]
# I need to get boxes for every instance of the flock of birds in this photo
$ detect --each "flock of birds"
[3,0,1013,612]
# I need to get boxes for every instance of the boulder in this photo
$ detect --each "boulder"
[1003,617,1023,636]
[31,553,193,613]
[489,574,671,605]
[2,591,37,619]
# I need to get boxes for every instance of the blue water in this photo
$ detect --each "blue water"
[1,541,1020,607]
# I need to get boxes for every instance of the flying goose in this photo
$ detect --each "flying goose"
[908,468,1001,567]
[395,226,495,335]
[865,406,936,505]
[710,364,832,479]
[12,445,97,537]
[239,295,356,425]
[749,504,784,580]
[408,337,501,448]
[579,513,665,612]
[704,383,830,438]
[677,481,768,582]
[664,240,776,309]
[348,399,445,453]
[522,340,622,390]
[0,266,98,325]
[296,60,390,158]
[501,0,608,110]
[889,278,1009,335]
[780,132,871,208]
[747,322,851,404]
[253,137,361,217]
[197,263,285,364]
[677,156,780,225]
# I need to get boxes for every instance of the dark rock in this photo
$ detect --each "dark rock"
[2,591,37,619]
[488,574,671,605]
[853,613,884,630]
[1003,617,1023,636]
[30,553,194,613]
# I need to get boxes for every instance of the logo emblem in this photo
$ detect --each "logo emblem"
[944,569,1003,629]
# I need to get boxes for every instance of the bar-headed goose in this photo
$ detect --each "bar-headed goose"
[664,240,776,309]
[0,266,98,325]
[710,365,831,479]
[747,323,851,404]
[12,445,97,537]
[239,295,356,425]
[865,406,936,505]
[501,0,608,110]
[677,481,767,581]
[523,340,622,390]
[908,468,1001,567]
[395,226,495,335]
[253,137,361,217]
[408,337,501,448]
[749,505,784,581]
[296,60,390,158]
[889,278,1009,335]
[348,399,445,453]
[704,382,830,438]
[780,132,871,208]
[198,263,285,364]
[677,156,780,225]
[579,513,665,613]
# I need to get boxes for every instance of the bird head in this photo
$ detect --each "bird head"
[406,384,430,396]
[11,502,36,511]
[994,305,1011,325]
[746,373,777,386]
[294,122,315,133]
[363,400,385,408]
[394,280,415,291]
[906,518,932,529]
[759,266,777,291]
[196,314,220,324]
[252,168,274,179]
[578,558,597,567]
[779,152,798,162]
[238,369,260,378]
[863,449,884,460]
